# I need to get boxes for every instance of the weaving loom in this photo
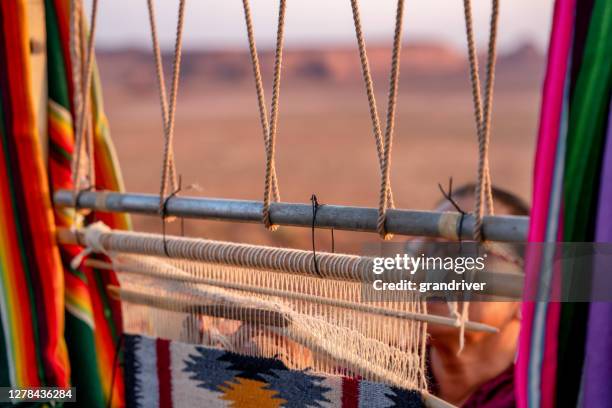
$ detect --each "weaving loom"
[2,0,611,407]
[53,0,508,406]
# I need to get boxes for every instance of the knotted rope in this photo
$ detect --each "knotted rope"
[350,0,405,239]
[455,0,500,353]
[147,0,186,213]
[70,0,98,198]
[463,0,499,242]
[70,221,111,269]
[241,0,287,231]
[69,0,83,173]
[146,0,178,194]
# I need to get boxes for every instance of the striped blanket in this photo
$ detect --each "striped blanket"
[0,1,129,406]
[516,0,612,407]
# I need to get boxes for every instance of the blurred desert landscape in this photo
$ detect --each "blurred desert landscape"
[97,41,544,252]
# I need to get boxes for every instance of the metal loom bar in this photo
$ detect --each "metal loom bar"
[54,190,528,242]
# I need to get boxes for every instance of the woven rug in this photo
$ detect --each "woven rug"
[123,334,424,407]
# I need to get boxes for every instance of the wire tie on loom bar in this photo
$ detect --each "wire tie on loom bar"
[161,175,184,257]
[310,194,335,277]
[437,177,472,349]
[70,185,96,246]
[437,177,494,353]
[73,185,94,214]
[437,177,467,248]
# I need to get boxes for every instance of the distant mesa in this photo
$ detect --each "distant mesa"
[96,41,543,91]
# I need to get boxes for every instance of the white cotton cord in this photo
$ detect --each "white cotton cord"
[70,248,91,270]
[447,300,460,321]
[446,300,467,354]
[70,221,112,269]
[205,326,234,350]
[458,303,469,354]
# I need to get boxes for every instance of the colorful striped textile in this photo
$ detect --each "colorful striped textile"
[124,334,424,408]
[516,0,574,406]
[0,0,129,406]
[45,0,130,406]
[582,107,612,407]
[517,0,612,406]
[556,1,612,406]
[0,0,69,389]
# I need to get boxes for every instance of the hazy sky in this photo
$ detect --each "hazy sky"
[87,0,553,52]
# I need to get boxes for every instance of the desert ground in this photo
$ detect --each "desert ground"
[97,43,543,253]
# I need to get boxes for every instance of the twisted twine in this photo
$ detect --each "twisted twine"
[457,0,500,353]
[69,0,82,181]
[146,0,177,194]
[350,0,405,239]
[149,0,187,213]
[70,0,98,197]
[462,0,499,242]
[241,0,287,231]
